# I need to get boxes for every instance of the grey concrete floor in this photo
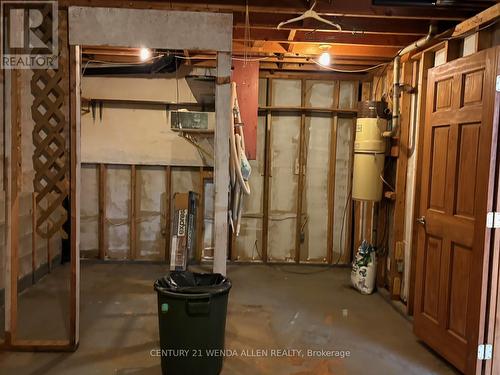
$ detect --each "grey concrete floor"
[0,262,458,375]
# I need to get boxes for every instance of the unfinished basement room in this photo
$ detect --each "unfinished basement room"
[1,1,500,374]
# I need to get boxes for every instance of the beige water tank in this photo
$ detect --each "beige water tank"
[352,101,389,201]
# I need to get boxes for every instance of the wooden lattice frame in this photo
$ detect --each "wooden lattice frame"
[31,6,69,239]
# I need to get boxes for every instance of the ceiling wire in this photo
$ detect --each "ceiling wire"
[312,59,388,73]
[244,0,251,66]
[441,18,500,41]
[81,55,163,75]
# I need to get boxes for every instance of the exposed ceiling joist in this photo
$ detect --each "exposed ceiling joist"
[232,13,453,35]
[78,1,497,73]
[452,2,500,36]
[61,0,491,20]
[233,27,425,47]
[232,41,400,58]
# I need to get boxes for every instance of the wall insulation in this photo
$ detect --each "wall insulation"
[332,117,355,262]
[80,164,99,256]
[78,75,357,265]
[233,115,265,261]
[268,114,301,262]
[80,164,203,261]
[136,166,167,260]
[106,166,131,259]
[233,77,357,264]
[301,115,331,262]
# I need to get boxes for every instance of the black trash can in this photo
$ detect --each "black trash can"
[154,271,232,375]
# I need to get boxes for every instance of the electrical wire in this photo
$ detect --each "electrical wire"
[232,56,269,62]
[440,18,500,41]
[379,157,395,192]
[104,212,161,227]
[380,173,395,192]
[244,0,251,65]
[81,55,163,75]
[312,59,388,73]
[173,54,269,62]
[334,190,352,265]
[373,61,390,101]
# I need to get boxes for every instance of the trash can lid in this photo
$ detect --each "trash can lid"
[154,271,231,296]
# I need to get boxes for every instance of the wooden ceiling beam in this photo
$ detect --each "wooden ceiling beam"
[186,53,390,65]
[259,62,377,72]
[233,28,421,47]
[233,13,450,35]
[287,29,296,53]
[452,3,500,36]
[189,59,375,74]
[233,41,399,58]
[83,47,142,56]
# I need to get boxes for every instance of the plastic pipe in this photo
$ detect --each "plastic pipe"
[383,24,438,138]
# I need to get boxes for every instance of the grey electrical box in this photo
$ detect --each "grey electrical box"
[171,111,209,130]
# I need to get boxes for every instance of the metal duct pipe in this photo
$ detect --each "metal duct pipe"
[383,24,438,137]
[83,54,179,76]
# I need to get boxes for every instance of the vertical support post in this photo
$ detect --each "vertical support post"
[165,166,171,263]
[5,68,21,345]
[98,164,106,259]
[130,165,136,260]
[31,193,37,284]
[197,167,205,262]
[390,60,413,300]
[47,196,52,273]
[214,51,231,275]
[47,223,51,273]
[327,116,338,264]
[3,67,9,341]
[261,79,273,263]
[295,79,306,263]
[343,118,355,265]
[69,44,81,348]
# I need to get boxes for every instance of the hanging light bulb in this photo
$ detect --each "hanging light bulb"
[139,48,152,61]
[319,52,331,66]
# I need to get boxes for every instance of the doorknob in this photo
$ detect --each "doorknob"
[416,216,426,225]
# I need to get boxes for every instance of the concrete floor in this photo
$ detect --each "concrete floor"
[0,262,458,375]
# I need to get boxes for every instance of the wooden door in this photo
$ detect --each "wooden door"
[414,47,498,374]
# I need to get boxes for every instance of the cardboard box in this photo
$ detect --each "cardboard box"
[170,192,197,271]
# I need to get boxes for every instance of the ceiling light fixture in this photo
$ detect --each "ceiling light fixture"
[140,48,152,61]
[319,52,331,66]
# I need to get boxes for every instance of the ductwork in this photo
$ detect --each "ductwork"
[83,54,179,76]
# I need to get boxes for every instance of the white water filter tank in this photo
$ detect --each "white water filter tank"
[352,101,389,201]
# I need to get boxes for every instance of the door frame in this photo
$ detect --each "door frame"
[484,47,500,375]
[3,5,233,351]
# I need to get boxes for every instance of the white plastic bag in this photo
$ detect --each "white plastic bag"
[351,240,377,295]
